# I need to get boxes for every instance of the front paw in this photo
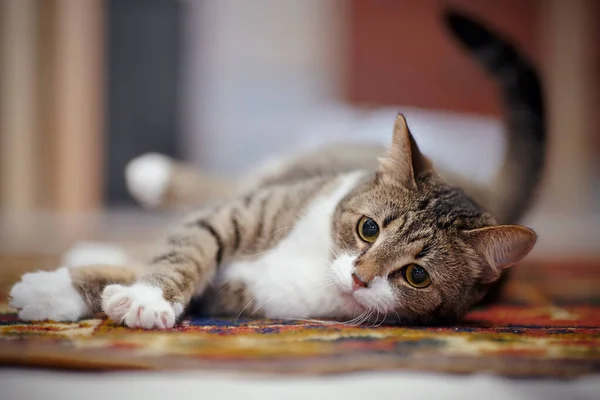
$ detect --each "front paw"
[9,267,89,321]
[101,284,184,329]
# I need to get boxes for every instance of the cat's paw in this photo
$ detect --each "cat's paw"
[101,284,184,329]
[125,153,172,208]
[9,267,89,321]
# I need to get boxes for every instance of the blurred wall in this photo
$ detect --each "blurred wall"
[346,0,541,116]
[181,0,598,217]
[181,0,347,175]
[0,0,597,224]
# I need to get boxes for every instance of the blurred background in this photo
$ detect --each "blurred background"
[0,0,598,260]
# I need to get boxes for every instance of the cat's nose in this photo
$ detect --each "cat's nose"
[351,273,368,291]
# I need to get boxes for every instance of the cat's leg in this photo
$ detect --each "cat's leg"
[8,242,140,322]
[9,264,139,322]
[125,153,234,209]
[102,177,330,329]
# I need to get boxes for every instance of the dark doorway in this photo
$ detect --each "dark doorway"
[104,0,184,206]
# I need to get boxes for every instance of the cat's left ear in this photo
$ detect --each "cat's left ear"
[463,225,537,283]
[378,114,432,188]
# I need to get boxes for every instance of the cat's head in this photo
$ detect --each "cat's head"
[330,114,536,323]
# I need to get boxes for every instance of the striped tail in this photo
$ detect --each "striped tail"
[443,10,547,224]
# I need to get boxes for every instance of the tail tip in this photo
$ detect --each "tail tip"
[125,153,172,208]
[442,8,492,49]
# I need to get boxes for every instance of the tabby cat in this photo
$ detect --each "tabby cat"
[8,10,545,329]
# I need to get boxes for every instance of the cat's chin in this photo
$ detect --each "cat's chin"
[340,292,367,314]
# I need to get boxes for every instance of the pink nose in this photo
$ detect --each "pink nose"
[352,273,368,291]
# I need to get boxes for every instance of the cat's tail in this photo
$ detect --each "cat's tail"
[125,153,235,209]
[443,10,546,224]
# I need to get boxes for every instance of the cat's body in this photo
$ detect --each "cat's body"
[213,172,367,320]
[9,10,546,328]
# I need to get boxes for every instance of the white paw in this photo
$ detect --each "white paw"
[101,284,184,329]
[125,153,172,208]
[61,241,130,267]
[9,267,89,321]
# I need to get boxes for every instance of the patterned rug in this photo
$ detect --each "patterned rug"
[0,258,599,378]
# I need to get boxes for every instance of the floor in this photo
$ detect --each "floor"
[1,369,599,400]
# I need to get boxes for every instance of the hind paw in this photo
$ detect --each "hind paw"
[9,267,89,321]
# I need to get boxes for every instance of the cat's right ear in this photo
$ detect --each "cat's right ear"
[377,114,431,188]
[463,225,537,283]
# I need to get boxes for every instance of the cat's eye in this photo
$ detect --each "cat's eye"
[404,264,431,288]
[357,216,379,243]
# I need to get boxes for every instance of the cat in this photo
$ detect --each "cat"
[8,9,545,328]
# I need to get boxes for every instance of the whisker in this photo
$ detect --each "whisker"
[375,303,389,327]
[243,248,275,258]
[376,310,387,327]
[362,309,375,326]
[234,293,260,323]
[248,297,275,318]
[350,309,372,327]
[341,310,367,326]
[370,305,381,328]
[381,298,402,325]
[280,316,337,325]
[266,226,294,240]
[347,314,365,326]
[216,281,232,295]
[354,309,371,325]
[341,245,354,256]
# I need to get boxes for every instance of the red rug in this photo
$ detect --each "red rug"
[1,260,598,377]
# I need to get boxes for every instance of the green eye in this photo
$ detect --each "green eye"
[357,216,379,243]
[404,264,431,288]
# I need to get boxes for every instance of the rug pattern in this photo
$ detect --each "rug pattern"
[0,261,599,377]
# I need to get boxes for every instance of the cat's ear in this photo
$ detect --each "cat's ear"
[463,225,537,283]
[378,114,431,188]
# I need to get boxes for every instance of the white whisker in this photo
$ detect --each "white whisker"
[381,298,402,325]
[248,297,275,318]
[362,309,375,326]
[243,248,275,258]
[341,310,366,326]
[370,305,381,328]
[217,281,232,295]
[235,293,260,323]
[375,307,387,327]
[280,316,337,325]
[347,308,373,327]
[266,226,294,240]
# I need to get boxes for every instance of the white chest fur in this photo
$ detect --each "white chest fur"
[218,172,363,319]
